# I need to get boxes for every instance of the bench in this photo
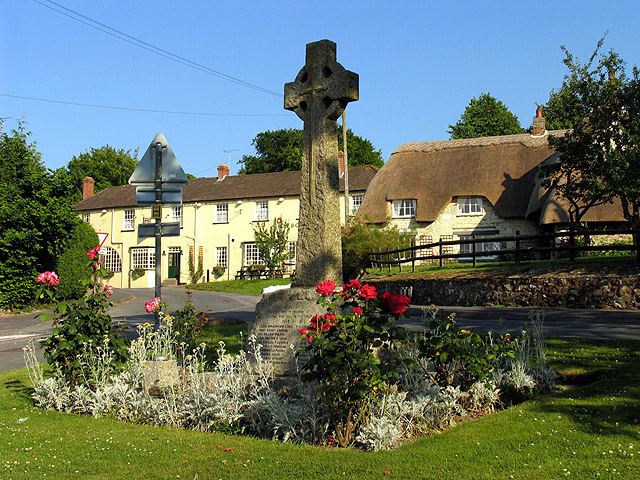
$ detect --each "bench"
[234,266,286,280]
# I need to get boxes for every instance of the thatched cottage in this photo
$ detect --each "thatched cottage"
[357,112,627,255]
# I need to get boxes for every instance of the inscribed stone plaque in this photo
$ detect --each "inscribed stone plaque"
[249,287,325,376]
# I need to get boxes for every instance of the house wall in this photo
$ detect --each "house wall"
[84,193,359,288]
[387,196,539,254]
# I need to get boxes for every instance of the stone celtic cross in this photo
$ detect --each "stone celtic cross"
[284,40,358,286]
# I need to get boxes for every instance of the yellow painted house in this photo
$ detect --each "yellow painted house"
[75,164,378,288]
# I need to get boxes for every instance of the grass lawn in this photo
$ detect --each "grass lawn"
[1,337,639,479]
[365,255,639,279]
[188,278,293,296]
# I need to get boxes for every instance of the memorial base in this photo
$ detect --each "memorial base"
[249,287,324,376]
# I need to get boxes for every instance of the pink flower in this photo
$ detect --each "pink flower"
[36,271,60,287]
[381,292,411,315]
[316,280,336,296]
[358,284,377,301]
[144,297,161,313]
[352,307,363,316]
[87,246,101,259]
[105,285,113,296]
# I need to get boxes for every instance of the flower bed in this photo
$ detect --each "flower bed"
[26,275,556,450]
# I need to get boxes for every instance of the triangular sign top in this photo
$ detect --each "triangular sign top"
[129,133,189,185]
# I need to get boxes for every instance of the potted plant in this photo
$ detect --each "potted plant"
[131,268,145,280]
[211,266,225,279]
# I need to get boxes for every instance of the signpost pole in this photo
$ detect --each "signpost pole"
[154,142,164,330]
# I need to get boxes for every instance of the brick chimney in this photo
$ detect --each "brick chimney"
[82,176,95,199]
[532,107,546,136]
[338,151,345,176]
[217,164,229,180]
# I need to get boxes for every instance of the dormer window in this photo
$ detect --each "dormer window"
[457,197,483,215]
[392,199,416,218]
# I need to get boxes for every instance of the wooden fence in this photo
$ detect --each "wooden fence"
[368,229,639,272]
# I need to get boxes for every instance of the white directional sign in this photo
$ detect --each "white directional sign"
[129,133,189,186]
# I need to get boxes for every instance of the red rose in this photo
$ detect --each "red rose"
[310,314,323,329]
[316,280,336,296]
[352,306,363,316]
[340,279,362,299]
[358,284,377,301]
[324,313,336,326]
[381,292,411,315]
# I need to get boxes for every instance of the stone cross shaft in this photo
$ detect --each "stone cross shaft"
[284,39,359,286]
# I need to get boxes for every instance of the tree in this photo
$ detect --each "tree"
[238,127,383,174]
[0,121,80,309]
[541,34,623,130]
[448,93,524,139]
[252,218,292,277]
[52,145,138,202]
[540,37,640,259]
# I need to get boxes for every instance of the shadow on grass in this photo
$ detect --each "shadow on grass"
[540,339,640,439]
[3,378,34,404]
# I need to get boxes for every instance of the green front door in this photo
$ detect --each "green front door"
[168,251,181,283]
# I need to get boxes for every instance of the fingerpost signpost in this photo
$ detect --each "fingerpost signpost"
[129,133,188,329]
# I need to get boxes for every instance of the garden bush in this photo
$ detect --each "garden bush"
[37,245,128,387]
[341,216,410,279]
[55,222,99,299]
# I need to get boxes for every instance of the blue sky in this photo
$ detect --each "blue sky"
[2,1,640,177]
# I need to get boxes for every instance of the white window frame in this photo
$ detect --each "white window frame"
[254,201,269,221]
[458,235,500,256]
[170,206,183,228]
[131,247,155,270]
[350,194,364,215]
[216,246,228,267]
[457,197,483,216]
[81,212,90,222]
[215,203,229,223]
[99,246,122,273]
[392,199,416,218]
[123,209,135,230]
[243,242,262,266]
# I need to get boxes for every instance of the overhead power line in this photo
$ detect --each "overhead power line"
[0,93,288,117]
[32,0,283,97]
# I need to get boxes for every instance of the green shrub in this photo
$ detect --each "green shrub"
[0,264,37,310]
[417,312,514,389]
[40,248,128,387]
[55,222,99,299]
[342,216,409,279]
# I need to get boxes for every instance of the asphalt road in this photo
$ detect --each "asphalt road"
[2,286,639,373]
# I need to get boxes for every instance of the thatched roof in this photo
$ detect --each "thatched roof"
[358,132,566,224]
[76,165,378,211]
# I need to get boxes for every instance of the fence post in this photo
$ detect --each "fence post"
[411,237,416,272]
[569,227,576,262]
[515,230,521,265]
[398,248,402,273]
[386,247,391,272]
[439,240,443,268]
[472,234,477,267]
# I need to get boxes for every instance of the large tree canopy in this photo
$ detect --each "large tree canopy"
[53,145,138,202]
[541,36,640,239]
[448,93,524,139]
[541,35,624,130]
[0,122,80,309]
[238,127,383,174]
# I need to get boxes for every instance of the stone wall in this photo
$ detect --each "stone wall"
[368,270,640,310]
